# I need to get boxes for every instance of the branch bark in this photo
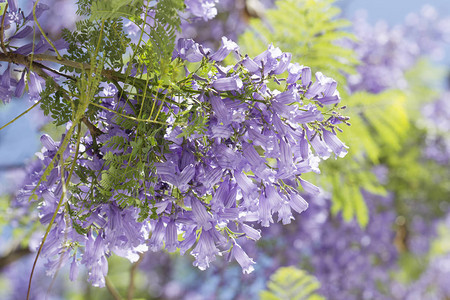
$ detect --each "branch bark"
[33,54,120,81]
[105,276,123,300]
[0,246,31,270]
[0,53,120,82]
[127,253,144,300]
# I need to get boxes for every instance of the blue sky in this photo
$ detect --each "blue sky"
[338,0,450,25]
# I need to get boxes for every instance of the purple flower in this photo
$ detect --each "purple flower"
[7,7,353,284]
[293,104,324,124]
[0,85,13,103]
[1,64,11,88]
[7,0,18,13]
[299,130,310,160]
[191,229,221,270]
[322,129,348,158]
[243,143,264,169]
[212,76,243,91]
[210,36,239,61]
[317,77,340,105]
[211,124,233,138]
[9,25,33,39]
[231,242,255,274]
[165,220,178,252]
[28,71,43,101]
[305,72,336,99]
[185,0,218,20]
[258,192,273,227]
[301,66,312,87]
[299,178,320,196]
[179,227,197,255]
[88,256,108,287]
[191,197,213,230]
[274,89,299,104]
[6,0,21,26]
[155,162,196,193]
[69,256,79,281]
[173,38,205,62]
[241,55,260,73]
[24,2,49,22]
[306,128,331,159]
[286,63,302,83]
[289,192,309,213]
[240,223,261,241]
[254,44,283,75]
[273,52,292,75]
[210,96,231,124]
[40,134,58,151]
[277,139,294,176]
[234,172,258,200]
[277,202,294,224]
[14,71,26,97]
[149,219,166,252]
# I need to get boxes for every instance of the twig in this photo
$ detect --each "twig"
[26,123,81,300]
[105,277,123,300]
[127,253,144,300]
[32,53,119,81]
[89,101,173,126]
[33,60,75,81]
[0,3,8,54]
[33,0,62,60]
[0,246,31,269]
[0,98,42,131]
[0,163,26,169]
[81,115,104,138]
[0,52,118,82]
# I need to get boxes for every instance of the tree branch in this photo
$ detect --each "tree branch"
[127,253,144,300]
[0,52,119,82]
[105,276,123,300]
[0,246,31,269]
[0,3,9,54]
[82,116,104,138]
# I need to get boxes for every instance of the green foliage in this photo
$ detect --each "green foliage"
[40,78,72,125]
[0,2,7,15]
[61,18,130,70]
[133,0,184,74]
[239,0,358,90]
[238,0,435,227]
[385,125,450,220]
[87,117,168,218]
[260,267,325,300]
[317,89,412,226]
[76,0,93,16]
[54,0,194,225]
[239,0,372,225]
[175,108,208,139]
[404,58,446,113]
[90,0,145,20]
[344,90,410,163]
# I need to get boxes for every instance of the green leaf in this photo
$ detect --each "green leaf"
[260,267,325,300]
[239,0,358,91]
[90,0,144,20]
[0,2,7,15]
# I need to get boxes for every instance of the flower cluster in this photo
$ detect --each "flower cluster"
[345,6,450,93]
[129,190,398,300]
[422,93,450,165]
[184,0,219,21]
[179,0,275,47]
[0,1,67,104]
[11,32,348,287]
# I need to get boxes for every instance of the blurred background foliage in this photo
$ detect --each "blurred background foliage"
[0,0,449,299]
